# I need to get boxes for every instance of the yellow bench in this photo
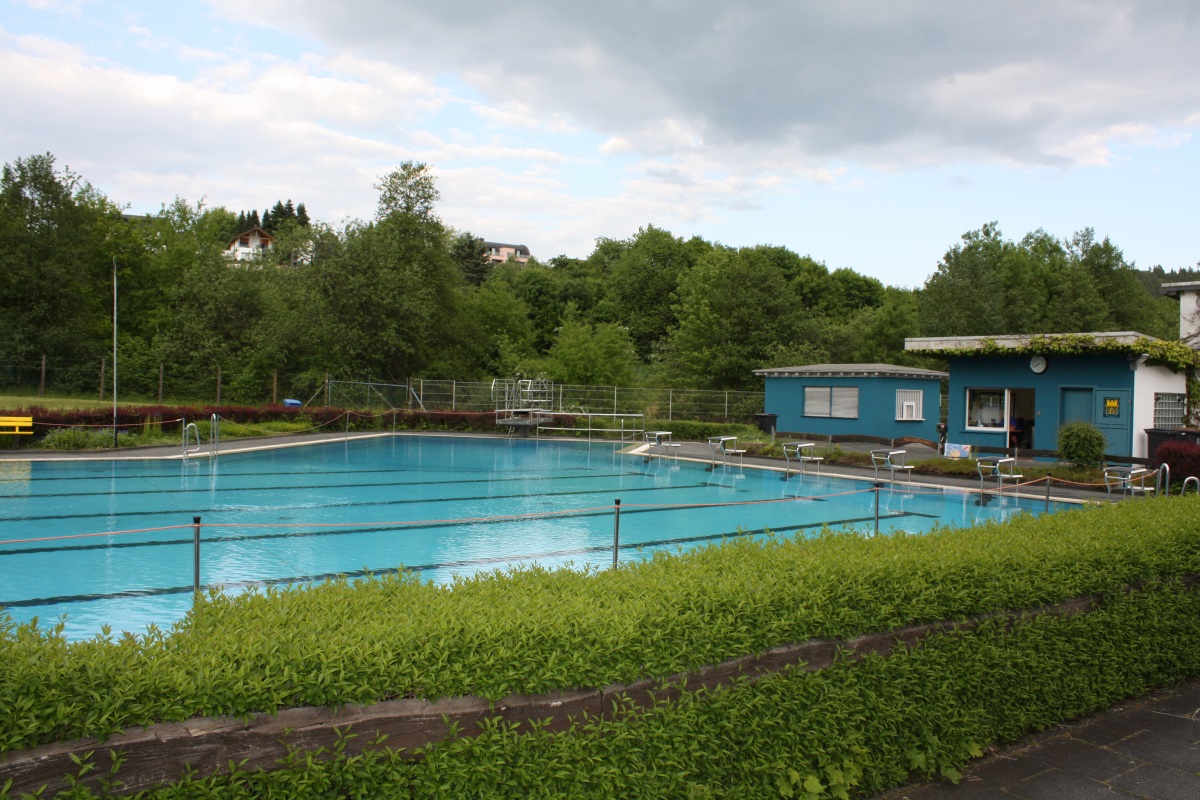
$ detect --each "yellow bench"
[0,416,33,435]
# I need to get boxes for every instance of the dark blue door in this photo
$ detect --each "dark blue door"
[1060,388,1093,424]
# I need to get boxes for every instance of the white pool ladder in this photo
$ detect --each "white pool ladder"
[182,422,201,458]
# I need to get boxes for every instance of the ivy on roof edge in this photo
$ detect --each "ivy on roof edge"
[937,334,1200,373]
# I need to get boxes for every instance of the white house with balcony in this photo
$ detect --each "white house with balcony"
[226,227,274,261]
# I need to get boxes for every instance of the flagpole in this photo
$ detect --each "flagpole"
[112,256,118,448]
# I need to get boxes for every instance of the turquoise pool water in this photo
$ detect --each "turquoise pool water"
[0,435,1067,639]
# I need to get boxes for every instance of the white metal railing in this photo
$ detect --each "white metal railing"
[182,422,201,458]
[409,379,762,420]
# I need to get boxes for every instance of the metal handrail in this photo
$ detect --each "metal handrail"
[182,422,201,458]
[1182,476,1199,495]
[1156,462,1170,496]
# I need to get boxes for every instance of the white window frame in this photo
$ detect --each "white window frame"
[1153,392,1186,429]
[896,389,923,421]
[965,388,1007,432]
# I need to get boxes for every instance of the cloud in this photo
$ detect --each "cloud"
[207,0,1200,172]
[0,24,455,221]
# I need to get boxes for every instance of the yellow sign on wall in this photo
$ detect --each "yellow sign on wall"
[1104,397,1120,416]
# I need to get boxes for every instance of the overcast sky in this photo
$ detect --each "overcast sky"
[3,0,1198,286]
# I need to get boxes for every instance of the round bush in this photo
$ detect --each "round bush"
[1056,421,1107,469]
[1154,440,1200,483]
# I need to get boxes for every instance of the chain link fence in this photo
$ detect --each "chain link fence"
[408,380,763,422]
[0,357,763,421]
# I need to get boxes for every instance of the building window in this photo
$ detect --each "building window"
[896,389,923,420]
[804,386,858,419]
[1154,392,1186,429]
[966,389,1005,430]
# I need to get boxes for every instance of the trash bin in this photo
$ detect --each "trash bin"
[755,413,778,435]
[283,398,302,408]
[1145,428,1200,466]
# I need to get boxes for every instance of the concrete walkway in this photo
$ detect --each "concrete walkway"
[875,680,1200,799]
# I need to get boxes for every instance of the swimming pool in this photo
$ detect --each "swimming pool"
[0,435,1068,639]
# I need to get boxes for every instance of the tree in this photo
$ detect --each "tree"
[605,225,698,360]
[296,203,310,227]
[546,305,639,386]
[375,161,440,222]
[450,231,490,286]
[664,246,796,389]
[0,153,129,380]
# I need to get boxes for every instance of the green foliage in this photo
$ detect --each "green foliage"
[11,582,1200,798]
[546,307,639,386]
[665,246,797,390]
[1057,421,1108,468]
[374,161,440,222]
[919,223,1178,341]
[37,427,138,450]
[643,420,759,442]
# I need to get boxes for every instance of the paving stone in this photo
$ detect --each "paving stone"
[1072,712,1151,747]
[1145,685,1200,720]
[1108,762,1200,799]
[1032,738,1140,781]
[1005,768,1127,799]
[961,753,1054,786]
[895,778,1012,798]
[1108,717,1200,773]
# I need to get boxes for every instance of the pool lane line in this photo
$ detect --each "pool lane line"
[0,465,657,496]
[0,459,629,485]
[0,512,922,609]
[0,478,706,525]
[0,489,843,556]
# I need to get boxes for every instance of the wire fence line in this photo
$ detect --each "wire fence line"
[0,357,764,422]
[405,380,764,422]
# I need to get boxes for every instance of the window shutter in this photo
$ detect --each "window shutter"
[831,387,858,419]
[804,386,831,417]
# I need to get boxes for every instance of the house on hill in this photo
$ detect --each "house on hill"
[904,332,1192,459]
[226,227,274,261]
[483,242,530,264]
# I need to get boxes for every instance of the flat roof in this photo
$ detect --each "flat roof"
[1161,281,1200,298]
[904,331,1156,352]
[753,363,948,379]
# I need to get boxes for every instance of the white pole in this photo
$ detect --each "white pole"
[112,257,118,448]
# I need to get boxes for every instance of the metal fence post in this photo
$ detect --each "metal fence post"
[874,483,881,536]
[612,499,621,568]
[193,516,202,598]
[668,389,673,421]
[1044,476,1051,513]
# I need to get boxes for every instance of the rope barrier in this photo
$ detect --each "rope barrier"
[0,524,194,547]
[32,417,185,430]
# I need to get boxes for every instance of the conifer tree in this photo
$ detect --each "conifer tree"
[261,208,273,231]
[296,202,310,227]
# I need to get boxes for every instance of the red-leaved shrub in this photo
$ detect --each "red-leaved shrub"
[1154,440,1200,481]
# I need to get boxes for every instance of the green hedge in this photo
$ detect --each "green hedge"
[3,498,1200,794]
[13,586,1200,799]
